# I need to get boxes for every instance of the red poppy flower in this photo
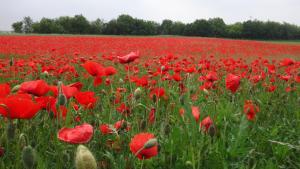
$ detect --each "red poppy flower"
[49,84,79,99]
[19,80,50,96]
[191,106,200,122]
[280,58,294,67]
[0,94,41,119]
[206,71,218,82]
[99,124,114,135]
[74,91,97,109]
[173,73,182,82]
[116,103,131,116]
[148,108,156,124]
[82,61,105,77]
[149,87,165,99]
[200,116,213,132]
[244,100,259,121]
[225,73,240,93]
[179,108,185,116]
[114,119,131,131]
[105,66,117,76]
[57,123,93,144]
[0,83,10,98]
[117,51,139,64]
[129,133,158,160]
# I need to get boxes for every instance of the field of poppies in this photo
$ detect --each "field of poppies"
[0,35,299,169]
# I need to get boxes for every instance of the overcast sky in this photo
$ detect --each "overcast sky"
[0,0,299,31]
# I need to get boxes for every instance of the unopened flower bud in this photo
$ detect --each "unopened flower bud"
[134,88,142,100]
[41,71,49,77]
[203,88,209,95]
[161,66,165,72]
[75,145,97,169]
[57,81,67,106]
[143,138,157,149]
[19,133,27,149]
[57,93,67,106]
[11,85,20,93]
[208,124,216,137]
[9,57,14,67]
[0,146,4,157]
[6,123,15,141]
[119,78,124,84]
[179,95,185,105]
[22,145,37,169]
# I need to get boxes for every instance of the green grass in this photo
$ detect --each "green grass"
[0,60,299,169]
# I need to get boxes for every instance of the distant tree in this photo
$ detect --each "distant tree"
[116,15,135,35]
[226,23,243,38]
[208,18,226,37]
[185,19,213,37]
[56,16,73,34]
[90,19,104,34]
[12,21,23,33]
[242,20,266,39]
[103,19,118,35]
[9,14,300,39]
[170,21,185,35]
[23,16,33,33]
[160,20,173,34]
[69,15,90,34]
[35,18,63,33]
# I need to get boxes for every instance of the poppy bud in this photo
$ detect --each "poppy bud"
[9,57,14,66]
[143,138,158,149]
[208,124,216,137]
[152,94,157,103]
[22,145,37,169]
[203,88,209,95]
[11,85,20,93]
[0,146,4,157]
[134,88,142,100]
[62,150,70,163]
[179,95,185,105]
[161,66,165,72]
[57,81,67,106]
[119,78,124,84]
[57,93,67,106]
[41,71,49,78]
[139,119,147,131]
[75,145,97,169]
[19,133,27,149]
[6,123,15,141]
[185,161,193,166]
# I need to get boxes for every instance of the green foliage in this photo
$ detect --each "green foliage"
[12,21,23,33]
[10,14,300,39]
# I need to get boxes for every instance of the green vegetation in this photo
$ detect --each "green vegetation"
[11,14,300,40]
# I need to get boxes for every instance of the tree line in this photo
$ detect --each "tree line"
[12,14,300,40]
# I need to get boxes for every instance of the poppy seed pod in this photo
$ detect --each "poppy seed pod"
[134,87,142,100]
[22,145,37,169]
[75,145,97,169]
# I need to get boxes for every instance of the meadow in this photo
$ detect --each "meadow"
[0,35,299,169]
